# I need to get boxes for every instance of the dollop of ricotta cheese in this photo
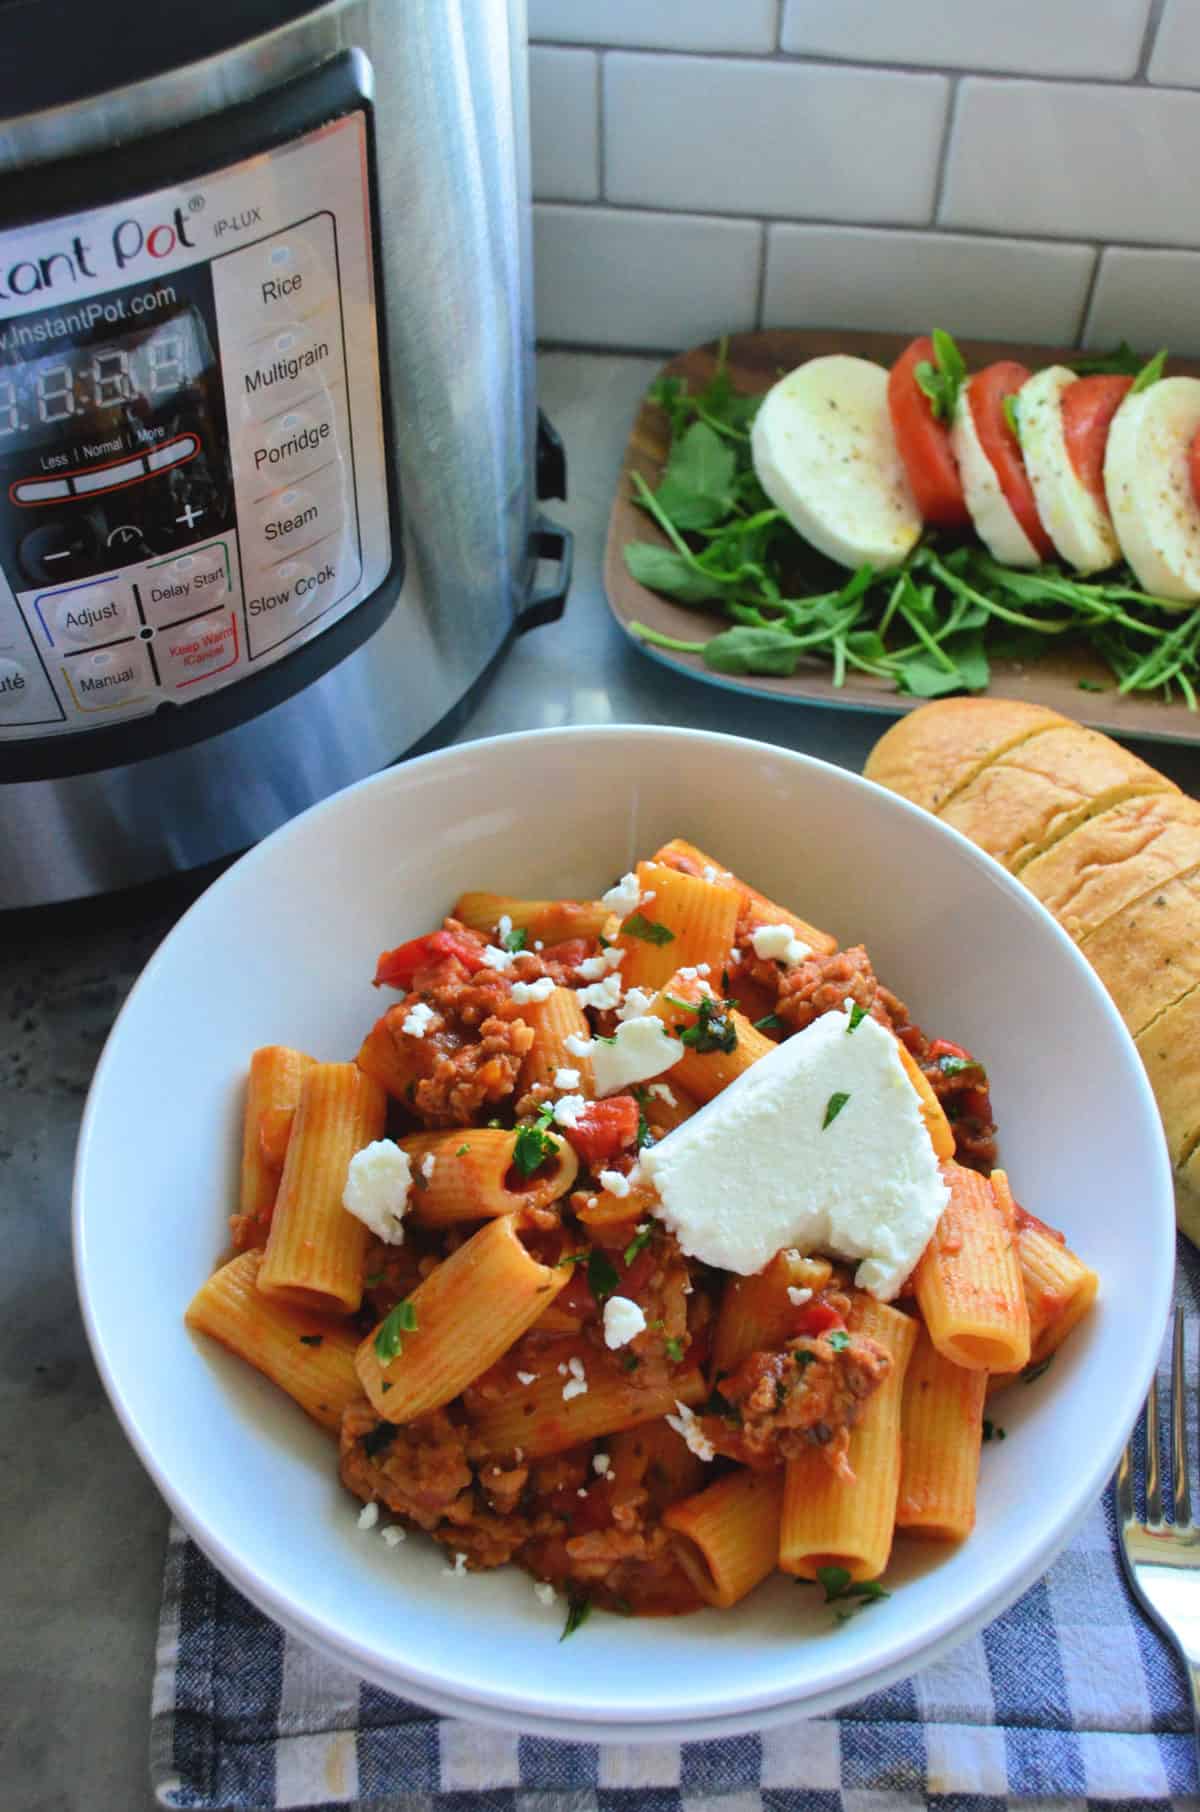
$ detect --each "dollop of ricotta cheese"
[639,1011,948,1298]
[342,1139,413,1244]
[591,1015,684,1097]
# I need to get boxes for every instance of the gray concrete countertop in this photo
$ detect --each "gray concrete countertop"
[5,350,1200,1812]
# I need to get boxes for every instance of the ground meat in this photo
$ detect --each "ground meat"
[709,1331,892,1472]
[411,1012,534,1125]
[339,1401,472,1529]
[773,945,891,1034]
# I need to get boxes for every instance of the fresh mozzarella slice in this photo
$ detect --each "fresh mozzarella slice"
[1105,377,1200,605]
[1017,366,1119,575]
[950,381,1040,568]
[750,355,921,571]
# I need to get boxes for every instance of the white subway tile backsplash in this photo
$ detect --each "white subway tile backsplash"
[1148,0,1200,87]
[529,0,779,55]
[942,79,1200,246]
[1086,248,1200,357]
[780,0,1149,79]
[533,205,761,350]
[529,48,599,202]
[604,54,947,223]
[762,226,1094,343]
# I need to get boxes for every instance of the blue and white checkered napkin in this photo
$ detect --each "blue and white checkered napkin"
[151,1242,1200,1812]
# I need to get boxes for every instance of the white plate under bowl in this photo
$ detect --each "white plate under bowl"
[74,725,1173,1740]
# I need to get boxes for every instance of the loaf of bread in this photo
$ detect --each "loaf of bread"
[865,698,1200,1239]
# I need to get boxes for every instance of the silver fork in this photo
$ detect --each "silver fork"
[1116,1307,1200,1766]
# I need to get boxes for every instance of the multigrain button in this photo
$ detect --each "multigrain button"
[235,320,337,412]
[62,641,155,712]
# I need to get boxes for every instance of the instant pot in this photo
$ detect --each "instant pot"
[0,0,570,906]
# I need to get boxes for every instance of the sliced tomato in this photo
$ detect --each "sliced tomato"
[967,362,1054,559]
[1190,423,1200,515]
[791,1300,846,1339]
[1061,374,1132,507]
[565,1096,640,1171]
[887,336,971,529]
[373,927,486,989]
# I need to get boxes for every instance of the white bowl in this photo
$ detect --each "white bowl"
[74,725,1173,1740]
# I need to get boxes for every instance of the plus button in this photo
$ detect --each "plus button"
[176,502,204,529]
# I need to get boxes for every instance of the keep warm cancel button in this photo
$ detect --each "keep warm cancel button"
[245,556,348,657]
[157,610,241,691]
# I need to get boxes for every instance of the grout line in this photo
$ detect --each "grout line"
[1075,246,1106,345]
[595,50,606,200]
[753,222,770,329]
[1137,0,1169,80]
[773,0,784,54]
[930,75,960,225]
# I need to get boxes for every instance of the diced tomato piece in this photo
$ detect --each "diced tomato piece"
[887,336,971,529]
[538,938,591,970]
[791,1300,846,1338]
[927,1037,973,1064]
[1061,374,1132,507]
[565,1096,640,1171]
[373,928,486,989]
[967,362,1054,559]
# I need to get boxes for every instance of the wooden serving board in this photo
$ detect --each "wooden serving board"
[604,328,1200,745]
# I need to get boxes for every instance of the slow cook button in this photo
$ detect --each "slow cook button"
[141,546,234,627]
[49,585,138,649]
[156,609,241,691]
[62,641,155,713]
[245,555,342,657]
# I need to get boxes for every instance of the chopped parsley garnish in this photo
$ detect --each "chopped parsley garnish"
[503,925,528,953]
[623,1223,654,1266]
[937,1053,983,1079]
[1022,1355,1055,1385]
[700,1385,741,1423]
[663,1335,685,1363]
[662,992,694,1011]
[912,327,966,423]
[373,1298,418,1364]
[982,1419,1006,1443]
[622,912,675,946]
[363,1271,385,1287]
[298,1334,323,1348]
[621,1352,640,1371]
[455,1142,471,1156]
[560,1587,592,1640]
[721,968,730,993]
[632,1088,655,1150]
[813,1564,891,1622]
[513,1102,558,1177]
[678,994,737,1054]
[826,1329,851,1352]
[587,1248,621,1302]
[822,1091,850,1130]
[846,1002,867,1033]
[362,1420,398,1459]
[556,1249,589,1268]
[1001,393,1021,442]
[754,1012,782,1031]
[1130,347,1167,394]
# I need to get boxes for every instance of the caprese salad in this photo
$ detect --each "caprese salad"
[625,331,1200,706]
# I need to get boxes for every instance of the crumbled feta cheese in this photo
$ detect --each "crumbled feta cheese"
[577,946,625,980]
[534,1581,556,1606]
[592,1452,611,1475]
[787,1286,813,1306]
[553,1094,587,1129]
[357,1502,380,1530]
[553,1067,581,1091]
[601,872,640,917]
[342,1140,412,1245]
[511,976,556,1004]
[575,974,623,1011]
[481,944,515,972]
[599,1168,631,1198]
[647,1083,676,1106]
[516,1371,538,1386]
[641,890,656,904]
[640,1011,949,1297]
[557,1362,568,1375]
[603,1295,647,1349]
[564,1032,595,1057]
[534,940,544,951]
[401,1000,436,1038]
[381,1524,407,1547]
[592,1015,684,1097]
[750,923,812,967]
[615,987,655,1022]
[562,1355,588,1401]
[443,1551,469,1578]
[666,1401,715,1462]
[701,865,718,883]
[577,1487,588,1498]
[420,1153,435,1182]
[497,914,513,942]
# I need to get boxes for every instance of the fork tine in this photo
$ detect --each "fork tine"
[1172,1307,1192,1528]
[1147,1369,1164,1524]
[1116,1432,1135,1526]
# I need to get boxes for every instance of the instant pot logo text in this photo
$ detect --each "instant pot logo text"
[0,284,177,353]
[0,206,196,302]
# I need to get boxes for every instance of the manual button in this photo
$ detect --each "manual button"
[61,641,155,713]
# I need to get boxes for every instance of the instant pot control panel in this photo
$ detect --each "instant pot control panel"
[0,98,391,745]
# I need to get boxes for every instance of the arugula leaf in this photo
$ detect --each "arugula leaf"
[1130,348,1168,394]
[560,1588,592,1641]
[623,1223,655,1266]
[622,911,674,945]
[912,328,967,422]
[623,542,727,604]
[513,1103,558,1177]
[822,1091,850,1130]
[587,1248,621,1302]
[374,1299,418,1364]
[652,420,738,529]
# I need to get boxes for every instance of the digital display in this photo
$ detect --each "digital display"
[0,309,209,451]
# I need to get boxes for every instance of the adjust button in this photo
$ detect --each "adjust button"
[61,641,156,713]
[50,585,138,649]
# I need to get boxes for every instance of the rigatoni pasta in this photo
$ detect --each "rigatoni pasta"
[189,839,1096,1626]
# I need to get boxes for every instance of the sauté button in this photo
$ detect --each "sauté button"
[0,658,31,716]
